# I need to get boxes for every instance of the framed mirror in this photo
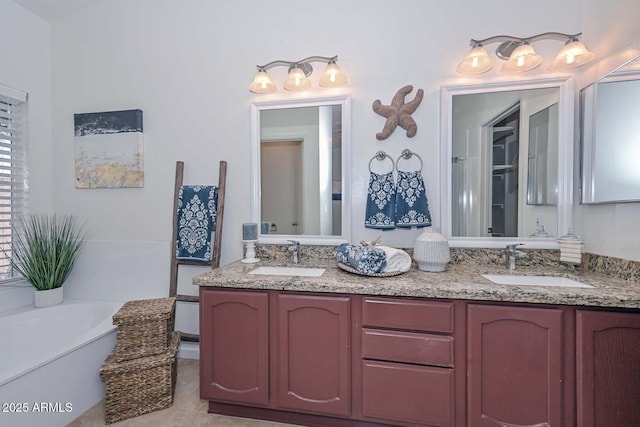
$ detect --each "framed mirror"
[581,55,640,204]
[250,94,351,245]
[440,78,574,248]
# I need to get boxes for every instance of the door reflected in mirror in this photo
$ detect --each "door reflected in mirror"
[450,87,559,238]
[250,94,351,244]
[260,105,342,236]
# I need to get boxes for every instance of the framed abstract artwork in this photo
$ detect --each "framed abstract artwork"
[74,109,144,188]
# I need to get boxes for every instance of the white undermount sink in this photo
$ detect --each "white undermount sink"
[249,266,326,277]
[481,274,593,288]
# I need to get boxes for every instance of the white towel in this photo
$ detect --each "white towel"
[560,255,582,264]
[378,246,412,273]
[560,248,582,256]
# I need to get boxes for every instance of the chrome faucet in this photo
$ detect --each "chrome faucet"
[288,240,300,264]
[505,243,526,271]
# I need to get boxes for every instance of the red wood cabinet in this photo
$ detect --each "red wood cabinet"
[467,304,564,427]
[577,309,640,427]
[199,287,639,427]
[276,294,351,417]
[200,288,351,419]
[199,288,269,406]
[360,297,457,426]
[362,360,454,426]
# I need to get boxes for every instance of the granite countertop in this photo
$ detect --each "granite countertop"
[193,257,640,310]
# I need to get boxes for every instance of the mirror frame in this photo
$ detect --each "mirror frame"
[250,94,352,245]
[580,53,640,204]
[440,77,575,249]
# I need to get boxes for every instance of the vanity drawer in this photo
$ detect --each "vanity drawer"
[362,360,453,426]
[362,328,454,367]
[362,297,454,333]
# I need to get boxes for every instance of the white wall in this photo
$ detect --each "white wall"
[0,0,52,310]
[3,0,637,311]
[47,0,585,252]
[575,0,640,261]
[0,0,634,340]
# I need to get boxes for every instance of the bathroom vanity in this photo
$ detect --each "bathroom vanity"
[195,256,640,427]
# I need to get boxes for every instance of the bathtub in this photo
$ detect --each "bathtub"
[0,299,124,427]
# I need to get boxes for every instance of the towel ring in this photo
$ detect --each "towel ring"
[368,151,394,174]
[395,149,423,172]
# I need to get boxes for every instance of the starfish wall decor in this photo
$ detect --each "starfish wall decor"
[372,85,424,140]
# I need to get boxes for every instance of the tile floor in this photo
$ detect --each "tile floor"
[67,359,297,427]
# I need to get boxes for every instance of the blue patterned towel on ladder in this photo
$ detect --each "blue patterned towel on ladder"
[395,170,432,227]
[176,185,218,261]
[365,171,396,229]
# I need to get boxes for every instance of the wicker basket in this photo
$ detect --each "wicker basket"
[100,331,180,424]
[111,297,176,362]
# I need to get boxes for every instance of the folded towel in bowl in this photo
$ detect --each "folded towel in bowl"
[378,245,412,273]
[335,243,411,274]
[336,243,387,275]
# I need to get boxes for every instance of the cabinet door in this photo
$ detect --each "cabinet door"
[200,288,269,406]
[467,304,563,427]
[277,294,350,417]
[577,310,640,427]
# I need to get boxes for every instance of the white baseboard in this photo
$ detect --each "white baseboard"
[178,341,199,360]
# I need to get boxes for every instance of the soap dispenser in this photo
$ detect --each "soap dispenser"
[530,216,551,237]
[558,228,584,266]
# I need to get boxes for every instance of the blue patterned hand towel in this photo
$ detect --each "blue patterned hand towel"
[365,172,396,229]
[395,170,432,227]
[335,243,387,275]
[176,185,218,261]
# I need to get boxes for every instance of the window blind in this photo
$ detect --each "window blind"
[0,84,28,280]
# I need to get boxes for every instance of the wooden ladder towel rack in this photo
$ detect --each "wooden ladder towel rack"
[169,160,227,342]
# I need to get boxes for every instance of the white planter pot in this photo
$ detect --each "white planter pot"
[34,286,63,308]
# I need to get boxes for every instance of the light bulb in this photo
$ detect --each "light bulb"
[284,67,311,91]
[319,62,348,87]
[457,46,492,75]
[549,40,595,71]
[249,70,276,94]
[502,43,542,73]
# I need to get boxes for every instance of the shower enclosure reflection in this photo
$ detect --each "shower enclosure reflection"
[450,87,559,238]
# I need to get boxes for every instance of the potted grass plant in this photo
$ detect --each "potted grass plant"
[8,214,86,307]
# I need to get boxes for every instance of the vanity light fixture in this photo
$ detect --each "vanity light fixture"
[249,55,347,94]
[457,32,595,75]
